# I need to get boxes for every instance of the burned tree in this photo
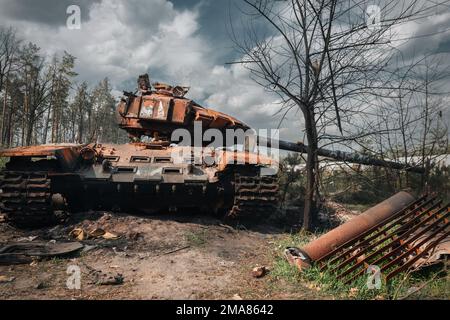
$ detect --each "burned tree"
[0,27,124,147]
[367,55,449,192]
[232,0,446,230]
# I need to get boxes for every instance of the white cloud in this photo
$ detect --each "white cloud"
[1,0,204,84]
[0,0,296,138]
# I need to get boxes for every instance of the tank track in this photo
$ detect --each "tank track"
[226,172,279,221]
[0,171,56,228]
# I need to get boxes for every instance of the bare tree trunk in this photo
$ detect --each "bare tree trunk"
[420,71,429,191]
[1,80,7,145]
[303,108,319,230]
[21,92,27,146]
[78,112,83,143]
[26,116,34,146]
[42,109,50,144]
[6,94,14,148]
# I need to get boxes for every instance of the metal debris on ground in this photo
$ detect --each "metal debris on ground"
[251,266,267,278]
[102,231,119,240]
[69,228,86,241]
[89,228,119,240]
[94,272,124,286]
[285,192,449,284]
[0,241,84,265]
[81,262,124,286]
[16,236,39,242]
[0,275,16,283]
[69,227,119,240]
[35,282,46,290]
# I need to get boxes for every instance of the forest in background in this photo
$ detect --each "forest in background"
[0,27,126,148]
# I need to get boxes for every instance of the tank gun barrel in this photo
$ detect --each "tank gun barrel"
[115,79,423,174]
[258,137,424,173]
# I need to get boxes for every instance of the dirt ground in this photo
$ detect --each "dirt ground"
[0,210,324,300]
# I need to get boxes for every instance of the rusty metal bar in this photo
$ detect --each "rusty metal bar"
[340,205,449,283]
[381,215,449,273]
[386,230,450,281]
[331,199,442,274]
[322,195,436,270]
[297,192,416,269]
[342,205,449,284]
[331,201,442,274]
[286,191,450,285]
[330,199,438,269]
[317,194,430,267]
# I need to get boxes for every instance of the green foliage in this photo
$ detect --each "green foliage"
[271,233,449,300]
[0,157,9,169]
[270,231,314,280]
[184,230,208,247]
[427,165,450,202]
[0,27,128,148]
[279,152,450,209]
[279,153,306,206]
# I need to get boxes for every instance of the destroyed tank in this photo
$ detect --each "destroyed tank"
[0,82,280,228]
[0,80,423,229]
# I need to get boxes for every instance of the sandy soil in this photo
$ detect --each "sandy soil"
[0,211,318,300]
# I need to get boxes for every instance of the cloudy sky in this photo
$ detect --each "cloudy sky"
[0,0,449,142]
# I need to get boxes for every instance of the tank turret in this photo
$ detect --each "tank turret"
[116,82,249,141]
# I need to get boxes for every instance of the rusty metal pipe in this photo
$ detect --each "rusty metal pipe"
[292,191,416,269]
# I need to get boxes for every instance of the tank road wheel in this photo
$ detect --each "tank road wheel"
[0,171,60,229]
[224,170,279,224]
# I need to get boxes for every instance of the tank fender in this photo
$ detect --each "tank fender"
[0,144,84,170]
[215,150,278,172]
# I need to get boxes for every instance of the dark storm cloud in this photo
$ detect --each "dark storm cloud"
[171,0,249,62]
[436,36,450,53]
[171,0,202,9]
[0,0,99,26]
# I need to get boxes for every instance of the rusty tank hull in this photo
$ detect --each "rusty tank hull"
[0,142,279,228]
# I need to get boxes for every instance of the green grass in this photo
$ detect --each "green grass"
[0,157,8,169]
[271,255,302,282]
[50,257,65,265]
[341,203,372,213]
[184,230,208,247]
[270,233,449,300]
[269,230,317,283]
[267,231,328,299]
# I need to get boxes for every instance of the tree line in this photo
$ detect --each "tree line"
[0,27,126,148]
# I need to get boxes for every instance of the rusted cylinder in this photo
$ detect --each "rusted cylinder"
[299,191,415,267]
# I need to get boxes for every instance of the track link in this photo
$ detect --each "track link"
[0,171,56,228]
[226,172,279,221]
